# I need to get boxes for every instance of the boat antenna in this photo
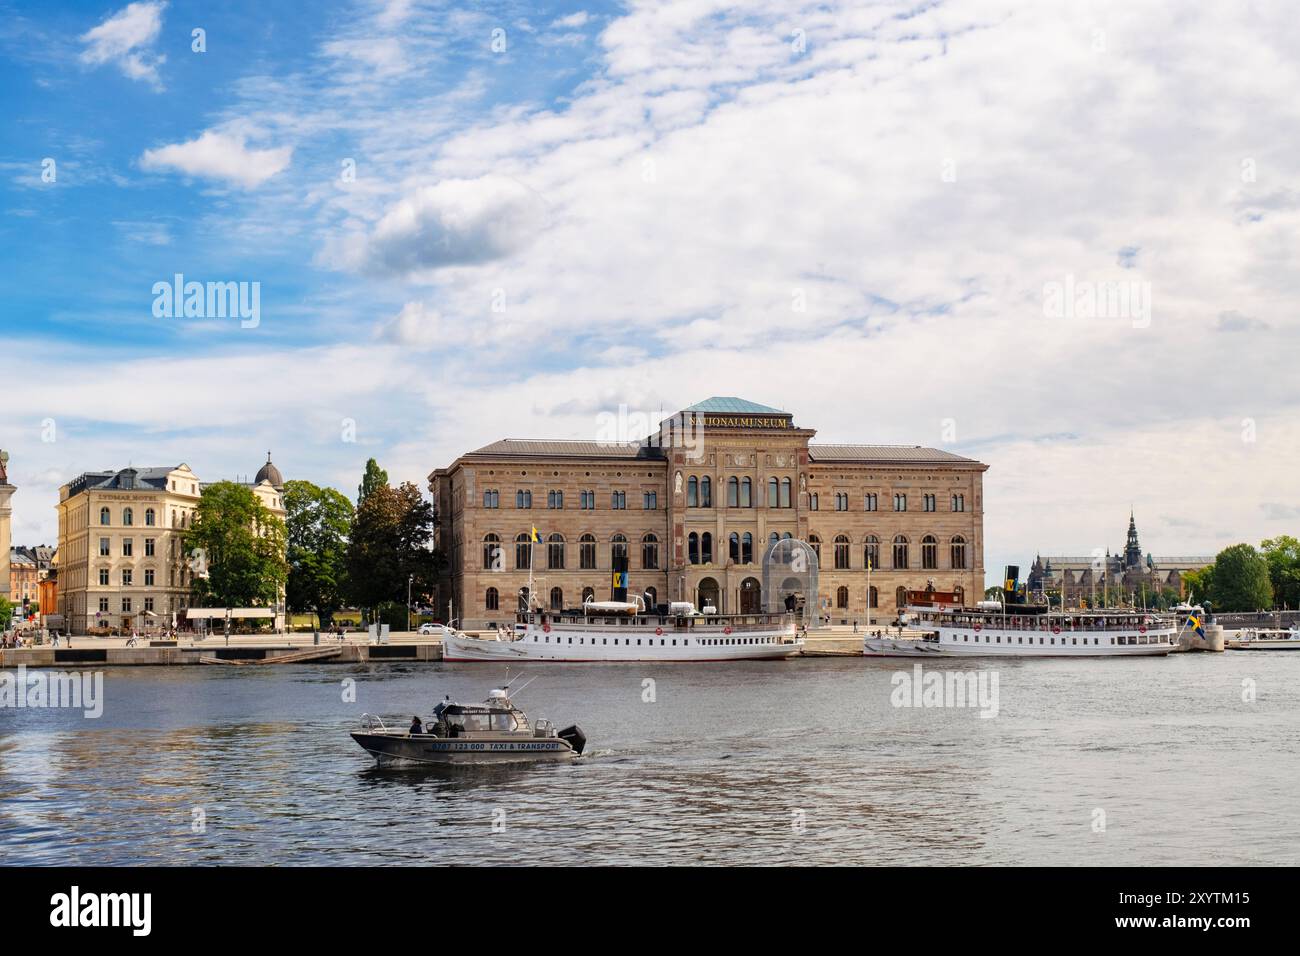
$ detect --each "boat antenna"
[508,674,541,699]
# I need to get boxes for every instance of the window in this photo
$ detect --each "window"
[611,534,628,566]
[921,535,938,570]
[729,532,741,563]
[702,532,713,564]
[100,507,111,525]
[121,597,132,613]
[582,586,595,604]
[864,535,880,570]
[145,508,156,526]
[144,598,154,613]
[700,476,712,507]
[740,478,752,507]
[547,533,565,570]
[98,568,109,586]
[893,493,907,512]
[951,494,965,512]
[486,588,499,611]
[809,535,821,562]
[515,490,532,509]
[643,491,657,510]
[780,478,791,508]
[121,569,133,586]
[144,569,155,586]
[122,538,133,557]
[741,532,753,564]
[865,493,878,512]
[809,493,819,511]
[611,491,626,509]
[687,476,698,507]
[951,535,968,570]
[835,492,848,511]
[836,586,849,609]
[547,490,563,509]
[580,490,595,510]
[483,489,499,508]
[515,533,532,569]
[99,597,109,613]
[145,538,155,557]
[893,535,909,569]
[868,586,879,609]
[550,587,564,611]
[123,507,134,526]
[580,534,597,569]
[727,477,739,507]
[923,494,936,512]
[689,532,700,565]
[768,478,779,508]
[644,586,657,607]
[483,534,501,570]
[642,534,659,569]
[834,534,850,569]
[99,537,110,557]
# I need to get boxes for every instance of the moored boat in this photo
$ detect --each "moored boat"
[1226,625,1300,650]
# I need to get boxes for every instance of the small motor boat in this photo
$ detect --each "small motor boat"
[351,685,586,767]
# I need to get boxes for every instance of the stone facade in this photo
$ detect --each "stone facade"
[430,398,987,629]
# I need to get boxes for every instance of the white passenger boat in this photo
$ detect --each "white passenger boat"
[863,586,1177,658]
[1226,625,1300,650]
[443,598,802,663]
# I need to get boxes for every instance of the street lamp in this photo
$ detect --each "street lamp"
[407,574,413,633]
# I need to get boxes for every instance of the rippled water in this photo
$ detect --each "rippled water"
[1,654,1298,865]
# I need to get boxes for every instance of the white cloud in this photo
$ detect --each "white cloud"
[139,130,293,189]
[78,1,168,88]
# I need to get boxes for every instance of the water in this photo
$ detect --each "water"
[1,655,1297,865]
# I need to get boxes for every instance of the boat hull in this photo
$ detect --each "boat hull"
[864,634,1177,658]
[351,731,577,766]
[443,629,802,663]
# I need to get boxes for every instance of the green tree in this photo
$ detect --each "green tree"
[0,596,12,629]
[1208,543,1273,612]
[346,479,441,621]
[187,481,288,609]
[284,479,354,628]
[1182,565,1215,604]
[1260,535,1300,608]
[357,458,389,505]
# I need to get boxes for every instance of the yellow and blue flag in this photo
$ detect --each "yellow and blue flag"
[612,570,629,589]
[1187,612,1205,638]
[530,526,541,544]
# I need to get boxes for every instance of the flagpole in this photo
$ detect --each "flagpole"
[866,557,872,630]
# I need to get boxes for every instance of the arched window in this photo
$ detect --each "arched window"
[951,535,967,570]
[896,585,908,608]
[122,507,134,527]
[642,533,659,570]
[740,478,752,507]
[548,533,565,569]
[809,492,819,510]
[482,533,501,570]
[611,534,628,566]
[809,535,821,562]
[729,532,740,564]
[515,533,532,569]
[701,476,712,507]
[727,477,739,507]
[582,587,596,604]
[741,532,752,564]
[485,587,499,611]
[550,587,564,611]
[644,586,657,607]
[689,532,700,565]
[836,586,849,609]
[701,532,713,564]
[768,532,778,548]
[921,535,938,570]
[580,533,597,569]
[782,531,792,540]
[834,534,850,569]
[515,489,532,509]
[100,507,111,525]
[868,586,879,609]
[687,476,699,507]
[893,535,909,569]
[780,478,791,508]
[145,508,156,527]
[864,535,880,570]
[767,477,779,508]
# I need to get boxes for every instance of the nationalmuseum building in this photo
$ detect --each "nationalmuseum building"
[431,398,987,629]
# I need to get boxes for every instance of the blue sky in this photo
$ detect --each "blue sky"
[2,0,1299,585]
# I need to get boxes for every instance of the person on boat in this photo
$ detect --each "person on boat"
[409,716,423,735]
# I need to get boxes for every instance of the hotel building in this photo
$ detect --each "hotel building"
[55,457,286,634]
[430,398,987,629]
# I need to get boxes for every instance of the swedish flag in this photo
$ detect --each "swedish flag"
[1187,612,1205,638]
[530,526,541,544]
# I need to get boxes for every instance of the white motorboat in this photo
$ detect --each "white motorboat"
[1226,625,1300,650]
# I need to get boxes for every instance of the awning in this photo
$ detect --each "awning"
[186,607,277,620]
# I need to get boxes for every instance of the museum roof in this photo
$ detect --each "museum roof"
[680,397,790,415]
[807,444,981,464]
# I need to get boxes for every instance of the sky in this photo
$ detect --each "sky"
[1,0,1298,587]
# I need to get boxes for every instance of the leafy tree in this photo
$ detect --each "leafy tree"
[357,458,389,505]
[1182,565,1215,604]
[1260,535,1300,608]
[284,479,354,627]
[346,479,442,620]
[187,481,288,609]
[1208,543,1273,612]
[0,596,12,629]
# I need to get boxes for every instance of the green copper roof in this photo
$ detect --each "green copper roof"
[681,397,789,415]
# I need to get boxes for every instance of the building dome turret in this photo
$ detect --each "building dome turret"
[255,451,283,489]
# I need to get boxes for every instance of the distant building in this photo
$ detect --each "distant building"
[1027,512,1214,605]
[0,450,13,601]
[8,547,38,607]
[56,456,287,634]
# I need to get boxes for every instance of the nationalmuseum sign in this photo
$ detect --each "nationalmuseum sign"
[697,414,794,430]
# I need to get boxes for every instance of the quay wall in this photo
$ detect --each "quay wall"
[0,642,445,669]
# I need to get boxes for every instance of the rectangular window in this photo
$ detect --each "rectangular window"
[548,490,563,509]
[482,489,499,508]
[122,538,133,557]
[951,494,965,512]
[643,491,657,510]
[121,597,132,613]
[144,538,155,556]
[99,568,109,586]
[144,598,154,612]
[865,493,877,512]
[580,490,595,509]
[923,494,936,512]
[99,597,110,612]
[893,493,907,512]
[145,569,155,586]
[99,537,110,557]
[611,491,626,509]
[121,569,133,586]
